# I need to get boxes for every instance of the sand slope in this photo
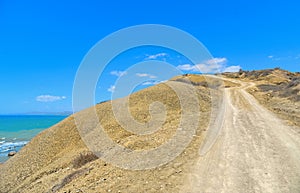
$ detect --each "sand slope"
[0,80,211,193]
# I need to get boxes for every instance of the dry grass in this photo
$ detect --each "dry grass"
[50,168,90,192]
[0,79,212,193]
[72,152,98,169]
[171,74,208,87]
[171,74,240,89]
[229,68,300,127]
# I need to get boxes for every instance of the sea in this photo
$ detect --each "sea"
[0,115,67,163]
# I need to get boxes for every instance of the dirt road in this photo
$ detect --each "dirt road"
[183,77,300,193]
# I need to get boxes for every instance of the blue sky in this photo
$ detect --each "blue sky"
[0,0,300,114]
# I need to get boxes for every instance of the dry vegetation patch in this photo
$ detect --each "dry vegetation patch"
[223,68,300,127]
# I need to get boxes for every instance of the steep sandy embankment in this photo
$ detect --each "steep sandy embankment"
[0,79,214,193]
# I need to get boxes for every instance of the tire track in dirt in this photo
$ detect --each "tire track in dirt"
[183,77,300,193]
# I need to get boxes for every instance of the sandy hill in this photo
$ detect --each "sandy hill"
[1,69,299,192]
[0,78,215,193]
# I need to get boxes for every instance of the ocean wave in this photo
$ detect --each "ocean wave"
[0,141,28,153]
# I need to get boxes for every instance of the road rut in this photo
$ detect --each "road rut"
[183,78,300,193]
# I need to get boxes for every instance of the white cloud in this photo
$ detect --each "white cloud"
[176,64,196,71]
[177,57,225,73]
[136,73,149,77]
[223,65,241,72]
[142,81,157,86]
[36,95,66,102]
[177,57,241,73]
[108,85,116,93]
[136,73,157,78]
[268,55,281,61]
[145,53,168,60]
[206,57,227,65]
[110,70,127,77]
[141,80,164,86]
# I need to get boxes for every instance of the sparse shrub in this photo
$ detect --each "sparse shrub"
[287,77,300,88]
[72,152,98,169]
[50,168,89,192]
[257,84,282,92]
[173,78,208,87]
[279,88,299,98]
[261,70,273,77]
[97,100,110,105]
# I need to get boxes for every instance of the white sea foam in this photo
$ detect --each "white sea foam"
[0,141,28,153]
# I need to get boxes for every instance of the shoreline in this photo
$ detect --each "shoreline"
[0,115,68,163]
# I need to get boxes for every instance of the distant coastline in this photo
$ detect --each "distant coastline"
[0,111,73,116]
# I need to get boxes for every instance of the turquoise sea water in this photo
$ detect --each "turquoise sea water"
[0,115,67,162]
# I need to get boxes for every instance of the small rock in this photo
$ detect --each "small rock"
[8,151,17,157]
